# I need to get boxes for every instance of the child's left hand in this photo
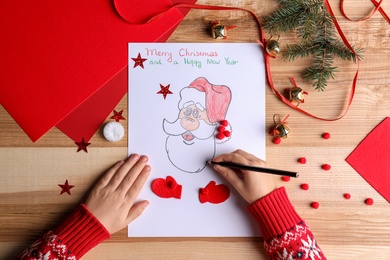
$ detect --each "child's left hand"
[85,154,151,234]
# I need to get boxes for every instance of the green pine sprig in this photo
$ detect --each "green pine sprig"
[264,0,362,91]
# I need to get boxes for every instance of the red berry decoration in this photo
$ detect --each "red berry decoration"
[343,193,351,199]
[365,198,374,205]
[321,164,331,171]
[217,126,226,132]
[300,183,309,190]
[223,131,231,137]
[322,132,331,139]
[216,132,225,140]
[281,176,290,182]
[298,157,307,164]
[221,120,228,126]
[273,137,281,144]
[310,202,320,209]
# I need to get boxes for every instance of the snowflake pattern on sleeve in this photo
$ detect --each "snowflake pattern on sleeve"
[264,221,326,260]
[17,231,77,260]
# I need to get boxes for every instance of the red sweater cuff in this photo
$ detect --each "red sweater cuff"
[247,187,303,241]
[53,204,110,258]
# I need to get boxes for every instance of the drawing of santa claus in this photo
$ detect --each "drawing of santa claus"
[163,77,232,173]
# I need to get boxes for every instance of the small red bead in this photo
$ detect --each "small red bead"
[217,126,226,132]
[310,202,320,209]
[281,176,290,182]
[298,157,307,164]
[300,183,309,190]
[273,137,281,144]
[321,164,331,171]
[322,132,331,139]
[223,130,231,137]
[343,193,351,199]
[365,198,374,205]
[216,133,225,140]
[221,120,228,126]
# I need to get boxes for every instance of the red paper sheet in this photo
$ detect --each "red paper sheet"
[346,117,390,203]
[0,0,195,142]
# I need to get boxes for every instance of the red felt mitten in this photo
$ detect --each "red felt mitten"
[151,176,182,199]
[199,181,230,204]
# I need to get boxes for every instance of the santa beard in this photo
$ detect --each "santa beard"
[163,118,216,173]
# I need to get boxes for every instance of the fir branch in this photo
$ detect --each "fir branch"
[263,0,362,91]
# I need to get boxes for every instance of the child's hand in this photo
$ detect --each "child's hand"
[85,154,151,234]
[212,149,278,204]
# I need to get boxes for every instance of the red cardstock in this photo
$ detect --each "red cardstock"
[151,176,182,199]
[346,117,390,203]
[0,0,195,142]
[199,181,230,204]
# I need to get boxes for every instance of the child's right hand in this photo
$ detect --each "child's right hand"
[212,149,279,204]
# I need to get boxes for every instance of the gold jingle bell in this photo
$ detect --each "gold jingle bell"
[274,123,290,139]
[211,21,226,39]
[289,87,307,104]
[266,35,280,58]
[273,114,290,139]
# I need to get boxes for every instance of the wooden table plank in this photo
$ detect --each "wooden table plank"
[1,0,390,259]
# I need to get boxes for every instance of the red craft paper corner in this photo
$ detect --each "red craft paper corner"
[346,117,390,203]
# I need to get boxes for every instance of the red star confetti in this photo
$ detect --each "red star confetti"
[131,53,147,68]
[157,84,173,99]
[110,110,126,122]
[75,137,91,153]
[58,179,74,195]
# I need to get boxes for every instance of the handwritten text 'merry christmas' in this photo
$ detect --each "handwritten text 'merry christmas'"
[145,48,238,68]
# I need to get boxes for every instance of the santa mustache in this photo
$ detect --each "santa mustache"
[163,118,216,140]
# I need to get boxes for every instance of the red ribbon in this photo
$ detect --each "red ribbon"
[340,0,390,24]
[115,1,361,121]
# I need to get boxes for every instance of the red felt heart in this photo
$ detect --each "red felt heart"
[151,176,182,199]
[199,181,230,204]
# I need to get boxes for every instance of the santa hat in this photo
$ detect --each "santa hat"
[178,77,231,123]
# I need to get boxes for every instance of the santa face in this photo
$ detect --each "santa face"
[163,104,216,173]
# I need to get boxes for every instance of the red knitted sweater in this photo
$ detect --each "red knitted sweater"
[17,187,325,259]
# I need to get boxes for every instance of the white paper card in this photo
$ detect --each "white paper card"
[128,43,265,237]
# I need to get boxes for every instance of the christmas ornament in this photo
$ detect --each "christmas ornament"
[272,114,290,139]
[287,87,307,104]
[210,20,237,40]
[285,77,308,105]
[265,35,280,58]
[211,21,226,39]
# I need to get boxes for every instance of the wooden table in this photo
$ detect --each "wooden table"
[1,1,390,259]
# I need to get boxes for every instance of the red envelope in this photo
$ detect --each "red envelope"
[0,0,195,142]
[346,117,390,203]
